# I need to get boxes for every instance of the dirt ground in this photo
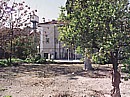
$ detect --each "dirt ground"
[0,63,130,97]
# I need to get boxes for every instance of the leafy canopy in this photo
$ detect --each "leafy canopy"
[58,0,130,64]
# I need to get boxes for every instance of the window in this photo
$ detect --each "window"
[46,38,49,43]
[44,53,48,59]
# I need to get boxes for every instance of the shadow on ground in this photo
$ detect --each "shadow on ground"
[0,63,112,79]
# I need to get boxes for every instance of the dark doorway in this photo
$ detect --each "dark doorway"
[44,53,48,59]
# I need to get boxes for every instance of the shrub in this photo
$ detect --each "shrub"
[11,58,24,66]
[12,58,22,62]
[35,58,46,64]
[0,59,9,67]
[23,58,35,63]
[23,56,46,64]
[4,96,12,97]
[122,58,130,74]
[34,54,41,61]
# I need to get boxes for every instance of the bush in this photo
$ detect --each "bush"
[0,59,9,67]
[0,58,24,67]
[47,59,56,64]
[23,58,35,63]
[35,58,46,64]
[11,58,24,66]
[121,66,129,73]
[23,56,46,64]
[4,96,12,97]
[34,54,41,61]
[11,58,23,63]
[122,58,130,73]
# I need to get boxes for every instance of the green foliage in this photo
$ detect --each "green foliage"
[34,54,41,61]
[0,59,10,67]
[92,47,110,64]
[32,54,46,64]
[124,76,129,81]
[76,46,83,54]
[11,58,23,63]
[4,96,12,97]
[23,58,35,63]
[0,57,47,66]
[35,58,46,64]
[123,57,130,65]
[13,36,36,59]
[58,0,130,66]
[122,58,130,73]
[13,57,47,64]
[11,58,24,66]
[92,52,109,65]
[0,58,24,67]
[23,56,46,64]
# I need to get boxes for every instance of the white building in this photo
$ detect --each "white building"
[38,20,65,59]
[38,20,82,60]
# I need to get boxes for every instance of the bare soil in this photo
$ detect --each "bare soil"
[0,63,130,97]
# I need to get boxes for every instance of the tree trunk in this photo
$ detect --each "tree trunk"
[110,51,121,97]
[84,48,93,70]
[84,56,93,70]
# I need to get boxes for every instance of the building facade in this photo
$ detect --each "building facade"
[38,20,79,60]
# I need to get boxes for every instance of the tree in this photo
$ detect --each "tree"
[13,35,34,59]
[0,0,37,28]
[0,0,37,62]
[58,0,130,96]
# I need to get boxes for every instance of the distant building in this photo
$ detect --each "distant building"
[38,20,79,60]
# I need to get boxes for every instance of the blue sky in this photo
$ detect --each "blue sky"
[15,0,130,22]
[21,0,67,22]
